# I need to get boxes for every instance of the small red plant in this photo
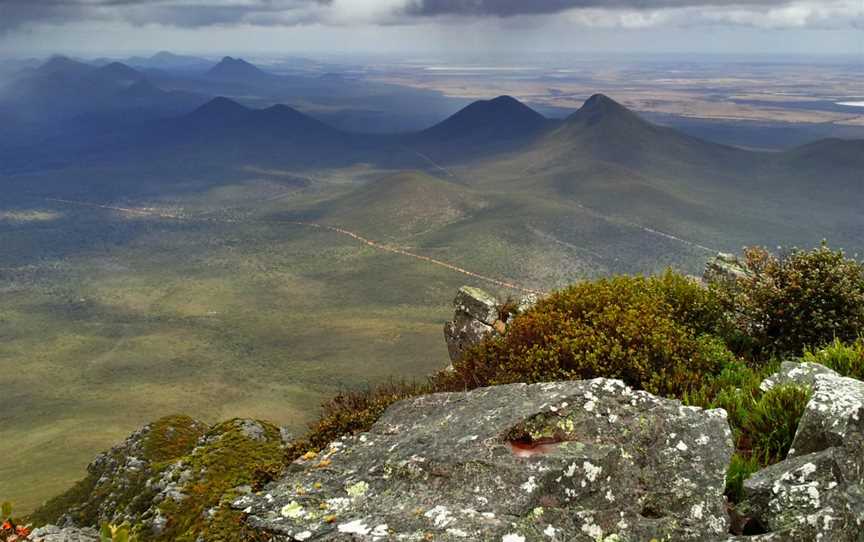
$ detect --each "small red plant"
[1,502,31,542]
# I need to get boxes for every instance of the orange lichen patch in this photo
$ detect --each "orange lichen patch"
[509,439,563,458]
[315,459,332,468]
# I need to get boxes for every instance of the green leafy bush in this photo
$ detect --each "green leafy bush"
[438,274,732,397]
[683,358,776,432]
[710,244,864,358]
[803,338,864,380]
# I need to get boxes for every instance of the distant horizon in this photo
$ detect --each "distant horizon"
[4,49,862,65]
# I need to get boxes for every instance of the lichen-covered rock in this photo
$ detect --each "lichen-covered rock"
[704,252,751,284]
[29,525,99,542]
[31,417,285,542]
[454,286,500,326]
[238,379,734,541]
[739,362,864,540]
[761,362,864,457]
[759,362,835,393]
[444,315,494,364]
[739,448,864,541]
[443,286,537,364]
[30,415,209,528]
[444,287,500,363]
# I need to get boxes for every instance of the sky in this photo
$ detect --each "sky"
[0,0,862,57]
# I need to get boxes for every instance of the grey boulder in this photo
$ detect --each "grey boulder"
[28,525,99,542]
[238,379,734,541]
[739,362,864,541]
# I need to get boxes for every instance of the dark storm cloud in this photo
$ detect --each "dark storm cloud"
[406,0,793,17]
[0,0,330,32]
[0,0,846,33]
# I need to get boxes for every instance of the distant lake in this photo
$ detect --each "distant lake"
[837,101,864,107]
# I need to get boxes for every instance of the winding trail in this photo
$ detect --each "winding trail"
[46,197,546,296]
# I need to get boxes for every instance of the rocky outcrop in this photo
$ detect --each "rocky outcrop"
[738,362,864,540]
[237,379,734,541]
[34,415,209,528]
[31,416,288,542]
[443,286,536,364]
[29,525,99,542]
[704,252,751,284]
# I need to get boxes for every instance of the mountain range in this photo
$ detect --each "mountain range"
[2,56,862,262]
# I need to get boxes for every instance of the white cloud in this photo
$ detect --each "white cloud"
[557,1,863,29]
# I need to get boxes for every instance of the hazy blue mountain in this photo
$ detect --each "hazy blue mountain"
[205,56,275,82]
[126,51,214,72]
[419,96,549,140]
[0,57,209,146]
[407,95,554,161]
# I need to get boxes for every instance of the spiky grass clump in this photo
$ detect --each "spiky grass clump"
[743,384,812,465]
[685,362,812,500]
[803,337,864,380]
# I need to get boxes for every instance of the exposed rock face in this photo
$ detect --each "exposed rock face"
[29,525,99,542]
[739,362,864,540]
[45,415,209,527]
[703,252,751,284]
[238,379,734,541]
[31,416,286,542]
[443,286,536,364]
[443,286,499,363]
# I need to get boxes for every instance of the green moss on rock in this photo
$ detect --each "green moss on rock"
[29,415,208,528]
[143,415,209,464]
[147,419,284,542]
[27,416,284,542]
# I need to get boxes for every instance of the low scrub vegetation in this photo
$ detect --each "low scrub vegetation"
[713,244,864,358]
[285,243,864,502]
[26,243,864,536]
[437,271,732,397]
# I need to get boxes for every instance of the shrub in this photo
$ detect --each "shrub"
[438,274,733,397]
[285,380,431,459]
[710,244,864,358]
[651,269,727,336]
[803,338,864,380]
[152,419,285,542]
[100,523,137,542]
[683,358,776,433]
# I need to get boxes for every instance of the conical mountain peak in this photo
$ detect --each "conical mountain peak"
[569,94,640,126]
[205,57,270,80]
[421,95,547,140]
